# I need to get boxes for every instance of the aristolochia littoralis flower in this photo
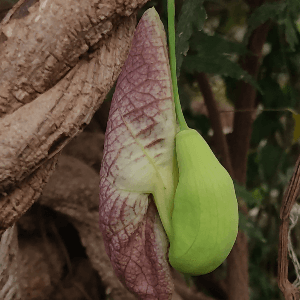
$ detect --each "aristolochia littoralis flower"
[99,6,238,299]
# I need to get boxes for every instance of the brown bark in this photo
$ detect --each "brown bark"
[18,233,65,299]
[226,20,271,300]
[39,154,138,300]
[0,1,149,298]
[0,225,22,300]
[226,231,249,300]
[229,21,270,184]
[196,72,233,176]
[278,155,300,300]
[0,0,148,233]
[224,21,271,300]
[0,0,147,116]
[0,156,58,235]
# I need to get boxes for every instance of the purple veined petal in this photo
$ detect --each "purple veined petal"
[99,8,177,300]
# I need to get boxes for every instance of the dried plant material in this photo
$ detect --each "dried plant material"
[99,8,177,299]
[278,154,300,300]
[288,203,300,288]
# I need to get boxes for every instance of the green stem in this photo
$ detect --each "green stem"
[167,0,189,131]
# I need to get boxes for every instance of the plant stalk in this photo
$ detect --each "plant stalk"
[167,0,188,131]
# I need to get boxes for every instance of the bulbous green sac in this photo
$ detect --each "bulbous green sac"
[168,129,238,275]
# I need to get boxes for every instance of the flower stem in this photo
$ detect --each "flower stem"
[167,0,189,131]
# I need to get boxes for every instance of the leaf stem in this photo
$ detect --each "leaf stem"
[167,0,189,131]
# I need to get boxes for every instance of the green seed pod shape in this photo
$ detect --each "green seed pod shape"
[168,129,238,275]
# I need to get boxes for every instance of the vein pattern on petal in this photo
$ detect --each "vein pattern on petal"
[99,8,176,300]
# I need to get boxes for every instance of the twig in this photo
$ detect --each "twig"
[196,72,233,176]
[278,154,300,300]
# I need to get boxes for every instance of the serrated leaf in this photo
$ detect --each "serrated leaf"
[99,8,177,299]
[175,0,206,76]
[183,54,259,89]
[245,2,286,42]
[284,17,299,51]
[190,31,249,56]
[183,32,259,89]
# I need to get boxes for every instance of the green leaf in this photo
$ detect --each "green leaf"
[175,0,206,76]
[182,31,260,89]
[190,31,248,56]
[259,144,285,182]
[239,213,266,243]
[251,112,283,145]
[292,112,300,142]
[258,78,285,109]
[183,54,259,89]
[245,0,300,51]
[245,2,286,42]
[286,0,300,17]
[234,182,263,207]
[284,17,299,51]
